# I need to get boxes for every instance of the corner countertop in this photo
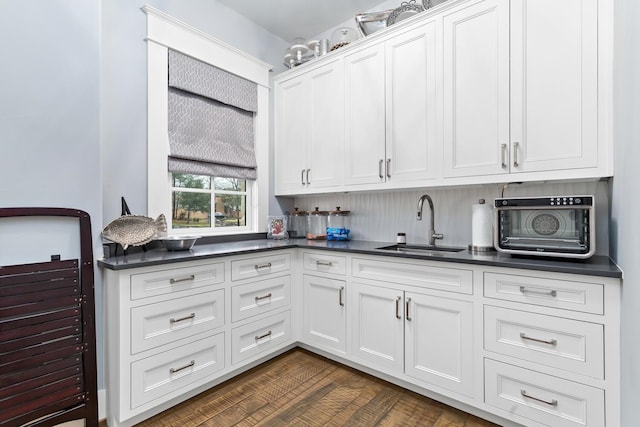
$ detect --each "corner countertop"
[97,239,622,279]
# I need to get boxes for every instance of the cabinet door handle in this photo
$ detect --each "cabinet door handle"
[520,332,557,346]
[254,262,272,271]
[169,360,195,374]
[513,142,520,167]
[405,297,412,321]
[519,286,557,297]
[306,168,311,185]
[301,169,306,185]
[501,143,508,169]
[386,159,391,178]
[170,313,195,324]
[316,260,333,267]
[395,296,402,319]
[255,330,272,341]
[339,286,345,306]
[255,293,272,302]
[521,389,558,407]
[169,275,195,284]
[378,159,384,179]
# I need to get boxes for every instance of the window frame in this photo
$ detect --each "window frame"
[144,5,270,237]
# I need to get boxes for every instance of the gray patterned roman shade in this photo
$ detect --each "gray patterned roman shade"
[167,49,258,179]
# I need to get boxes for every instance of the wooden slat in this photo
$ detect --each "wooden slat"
[0,355,81,389]
[0,368,82,408]
[0,341,83,374]
[0,384,84,427]
[0,275,79,299]
[0,292,80,320]
[0,259,77,278]
[0,321,81,354]
[0,307,80,338]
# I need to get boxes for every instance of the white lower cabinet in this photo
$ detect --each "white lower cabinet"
[302,274,346,353]
[104,248,620,427]
[485,359,605,427]
[351,281,474,397]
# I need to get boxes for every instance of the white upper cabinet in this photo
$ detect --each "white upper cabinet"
[385,22,440,184]
[442,0,510,178]
[273,0,612,195]
[510,0,599,174]
[275,59,344,194]
[344,43,387,186]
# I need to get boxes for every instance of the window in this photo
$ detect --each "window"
[144,6,270,237]
[171,174,249,231]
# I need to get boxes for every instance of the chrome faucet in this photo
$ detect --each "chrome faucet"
[417,194,444,246]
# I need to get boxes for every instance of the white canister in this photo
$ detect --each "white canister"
[470,199,494,251]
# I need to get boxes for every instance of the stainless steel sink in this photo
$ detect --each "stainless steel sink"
[376,244,466,255]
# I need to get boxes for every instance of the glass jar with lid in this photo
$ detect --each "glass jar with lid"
[306,207,328,240]
[285,207,307,239]
[327,206,351,241]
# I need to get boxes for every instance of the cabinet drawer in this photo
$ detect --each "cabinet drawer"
[303,252,346,275]
[231,275,291,322]
[130,332,225,409]
[231,253,290,281]
[484,306,603,378]
[485,359,604,427]
[352,258,473,294]
[231,311,291,364]
[484,272,604,314]
[130,262,224,300]
[131,290,224,354]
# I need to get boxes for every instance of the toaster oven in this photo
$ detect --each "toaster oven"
[494,195,595,259]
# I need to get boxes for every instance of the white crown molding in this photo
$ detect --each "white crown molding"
[142,4,272,87]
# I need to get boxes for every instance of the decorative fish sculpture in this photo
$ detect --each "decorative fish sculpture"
[102,214,167,250]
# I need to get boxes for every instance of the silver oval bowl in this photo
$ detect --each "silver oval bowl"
[158,236,199,251]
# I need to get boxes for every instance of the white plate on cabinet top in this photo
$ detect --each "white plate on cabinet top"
[386,1,425,26]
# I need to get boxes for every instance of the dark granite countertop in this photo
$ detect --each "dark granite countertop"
[97,238,622,279]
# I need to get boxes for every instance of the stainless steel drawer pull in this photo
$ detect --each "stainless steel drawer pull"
[254,262,272,271]
[170,360,195,374]
[513,142,521,167]
[520,332,557,346]
[255,330,272,341]
[378,159,384,179]
[501,143,508,169]
[170,313,195,324]
[395,296,402,319]
[405,297,412,321]
[339,286,345,307]
[521,389,558,407]
[301,169,306,185]
[169,275,195,284]
[386,159,391,178]
[316,260,333,267]
[306,168,311,185]
[255,293,272,302]
[519,286,557,297]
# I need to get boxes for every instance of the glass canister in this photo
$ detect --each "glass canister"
[306,207,328,240]
[327,206,351,241]
[286,207,307,239]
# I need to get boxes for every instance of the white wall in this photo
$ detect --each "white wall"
[612,0,640,424]
[0,0,103,385]
[294,180,610,251]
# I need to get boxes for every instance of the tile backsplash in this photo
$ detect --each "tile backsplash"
[290,180,610,255]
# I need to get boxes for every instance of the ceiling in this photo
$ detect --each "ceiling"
[216,0,388,42]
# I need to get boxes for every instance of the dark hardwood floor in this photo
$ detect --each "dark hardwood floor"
[131,348,499,427]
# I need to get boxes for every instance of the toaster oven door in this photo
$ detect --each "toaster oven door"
[496,207,594,257]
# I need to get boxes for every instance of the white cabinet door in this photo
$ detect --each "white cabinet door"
[307,60,344,189]
[385,22,440,184]
[442,0,510,178]
[275,77,308,193]
[302,274,346,353]
[405,292,474,397]
[351,281,404,374]
[510,0,598,173]
[344,43,386,186]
